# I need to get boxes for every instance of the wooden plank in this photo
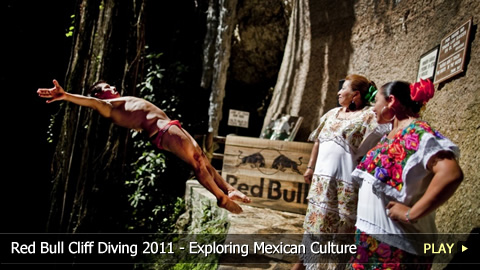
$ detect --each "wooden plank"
[213,136,226,144]
[212,153,224,160]
[223,136,313,183]
[222,135,313,214]
[225,135,313,152]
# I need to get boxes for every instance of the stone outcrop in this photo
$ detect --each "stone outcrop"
[178,180,304,235]
[216,0,292,138]
[178,180,305,269]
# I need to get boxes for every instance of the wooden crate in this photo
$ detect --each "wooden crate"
[221,135,313,214]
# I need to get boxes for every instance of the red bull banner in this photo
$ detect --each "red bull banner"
[222,135,313,214]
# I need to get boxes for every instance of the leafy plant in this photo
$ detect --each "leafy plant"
[127,140,166,208]
[125,48,189,234]
[65,14,75,38]
[126,48,223,269]
[137,204,229,270]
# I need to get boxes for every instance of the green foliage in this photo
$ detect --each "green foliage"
[127,137,166,208]
[136,234,224,270]
[125,49,187,234]
[65,14,75,38]
[137,52,164,103]
[137,49,183,121]
[127,129,183,233]
[198,204,230,234]
[126,48,224,268]
[136,204,228,270]
[47,114,56,143]
[46,103,65,144]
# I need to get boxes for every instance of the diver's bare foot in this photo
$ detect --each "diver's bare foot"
[228,190,252,203]
[218,197,243,214]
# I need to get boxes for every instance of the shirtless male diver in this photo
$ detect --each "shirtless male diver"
[37,79,251,214]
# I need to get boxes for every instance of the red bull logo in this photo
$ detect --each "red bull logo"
[226,175,309,204]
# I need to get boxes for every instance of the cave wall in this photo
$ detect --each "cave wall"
[220,0,479,234]
[219,0,292,137]
[345,0,480,234]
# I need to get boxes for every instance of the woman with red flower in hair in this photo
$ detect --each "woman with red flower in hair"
[347,79,463,269]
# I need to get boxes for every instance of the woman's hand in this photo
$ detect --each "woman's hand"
[386,151,463,225]
[386,201,411,224]
[303,167,313,184]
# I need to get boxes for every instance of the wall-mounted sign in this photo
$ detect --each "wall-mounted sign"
[417,46,439,81]
[434,18,472,84]
[228,109,250,128]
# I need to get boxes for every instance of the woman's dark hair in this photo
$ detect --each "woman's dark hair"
[345,74,377,105]
[87,80,107,97]
[380,81,423,114]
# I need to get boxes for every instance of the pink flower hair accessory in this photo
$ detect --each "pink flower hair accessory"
[410,78,435,104]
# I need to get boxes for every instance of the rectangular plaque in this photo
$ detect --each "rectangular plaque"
[228,109,250,128]
[417,46,439,81]
[434,18,472,84]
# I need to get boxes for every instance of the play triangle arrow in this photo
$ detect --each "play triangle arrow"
[462,245,468,252]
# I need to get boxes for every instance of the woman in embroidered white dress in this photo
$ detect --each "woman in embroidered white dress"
[294,74,389,270]
[347,79,463,270]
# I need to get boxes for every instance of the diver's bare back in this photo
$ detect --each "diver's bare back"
[108,96,170,135]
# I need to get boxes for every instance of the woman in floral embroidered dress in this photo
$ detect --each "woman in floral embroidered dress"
[347,80,463,270]
[294,74,389,270]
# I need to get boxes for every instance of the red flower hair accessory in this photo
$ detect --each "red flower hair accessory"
[410,78,435,104]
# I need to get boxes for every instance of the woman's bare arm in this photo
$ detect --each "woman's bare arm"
[386,151,463,222]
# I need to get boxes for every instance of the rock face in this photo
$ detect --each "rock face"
[230,0,292,85]
[254,0,479,238]
[179,180,305,269]
[175,180,230,234]
[219,204,305,269]
[218,0,292,138]
[346,0,480,237]
[178,180,305,235]
[191,0,479,267]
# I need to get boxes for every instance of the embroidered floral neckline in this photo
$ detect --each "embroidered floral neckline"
[356,120,444,191]
[335,106,368,120]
